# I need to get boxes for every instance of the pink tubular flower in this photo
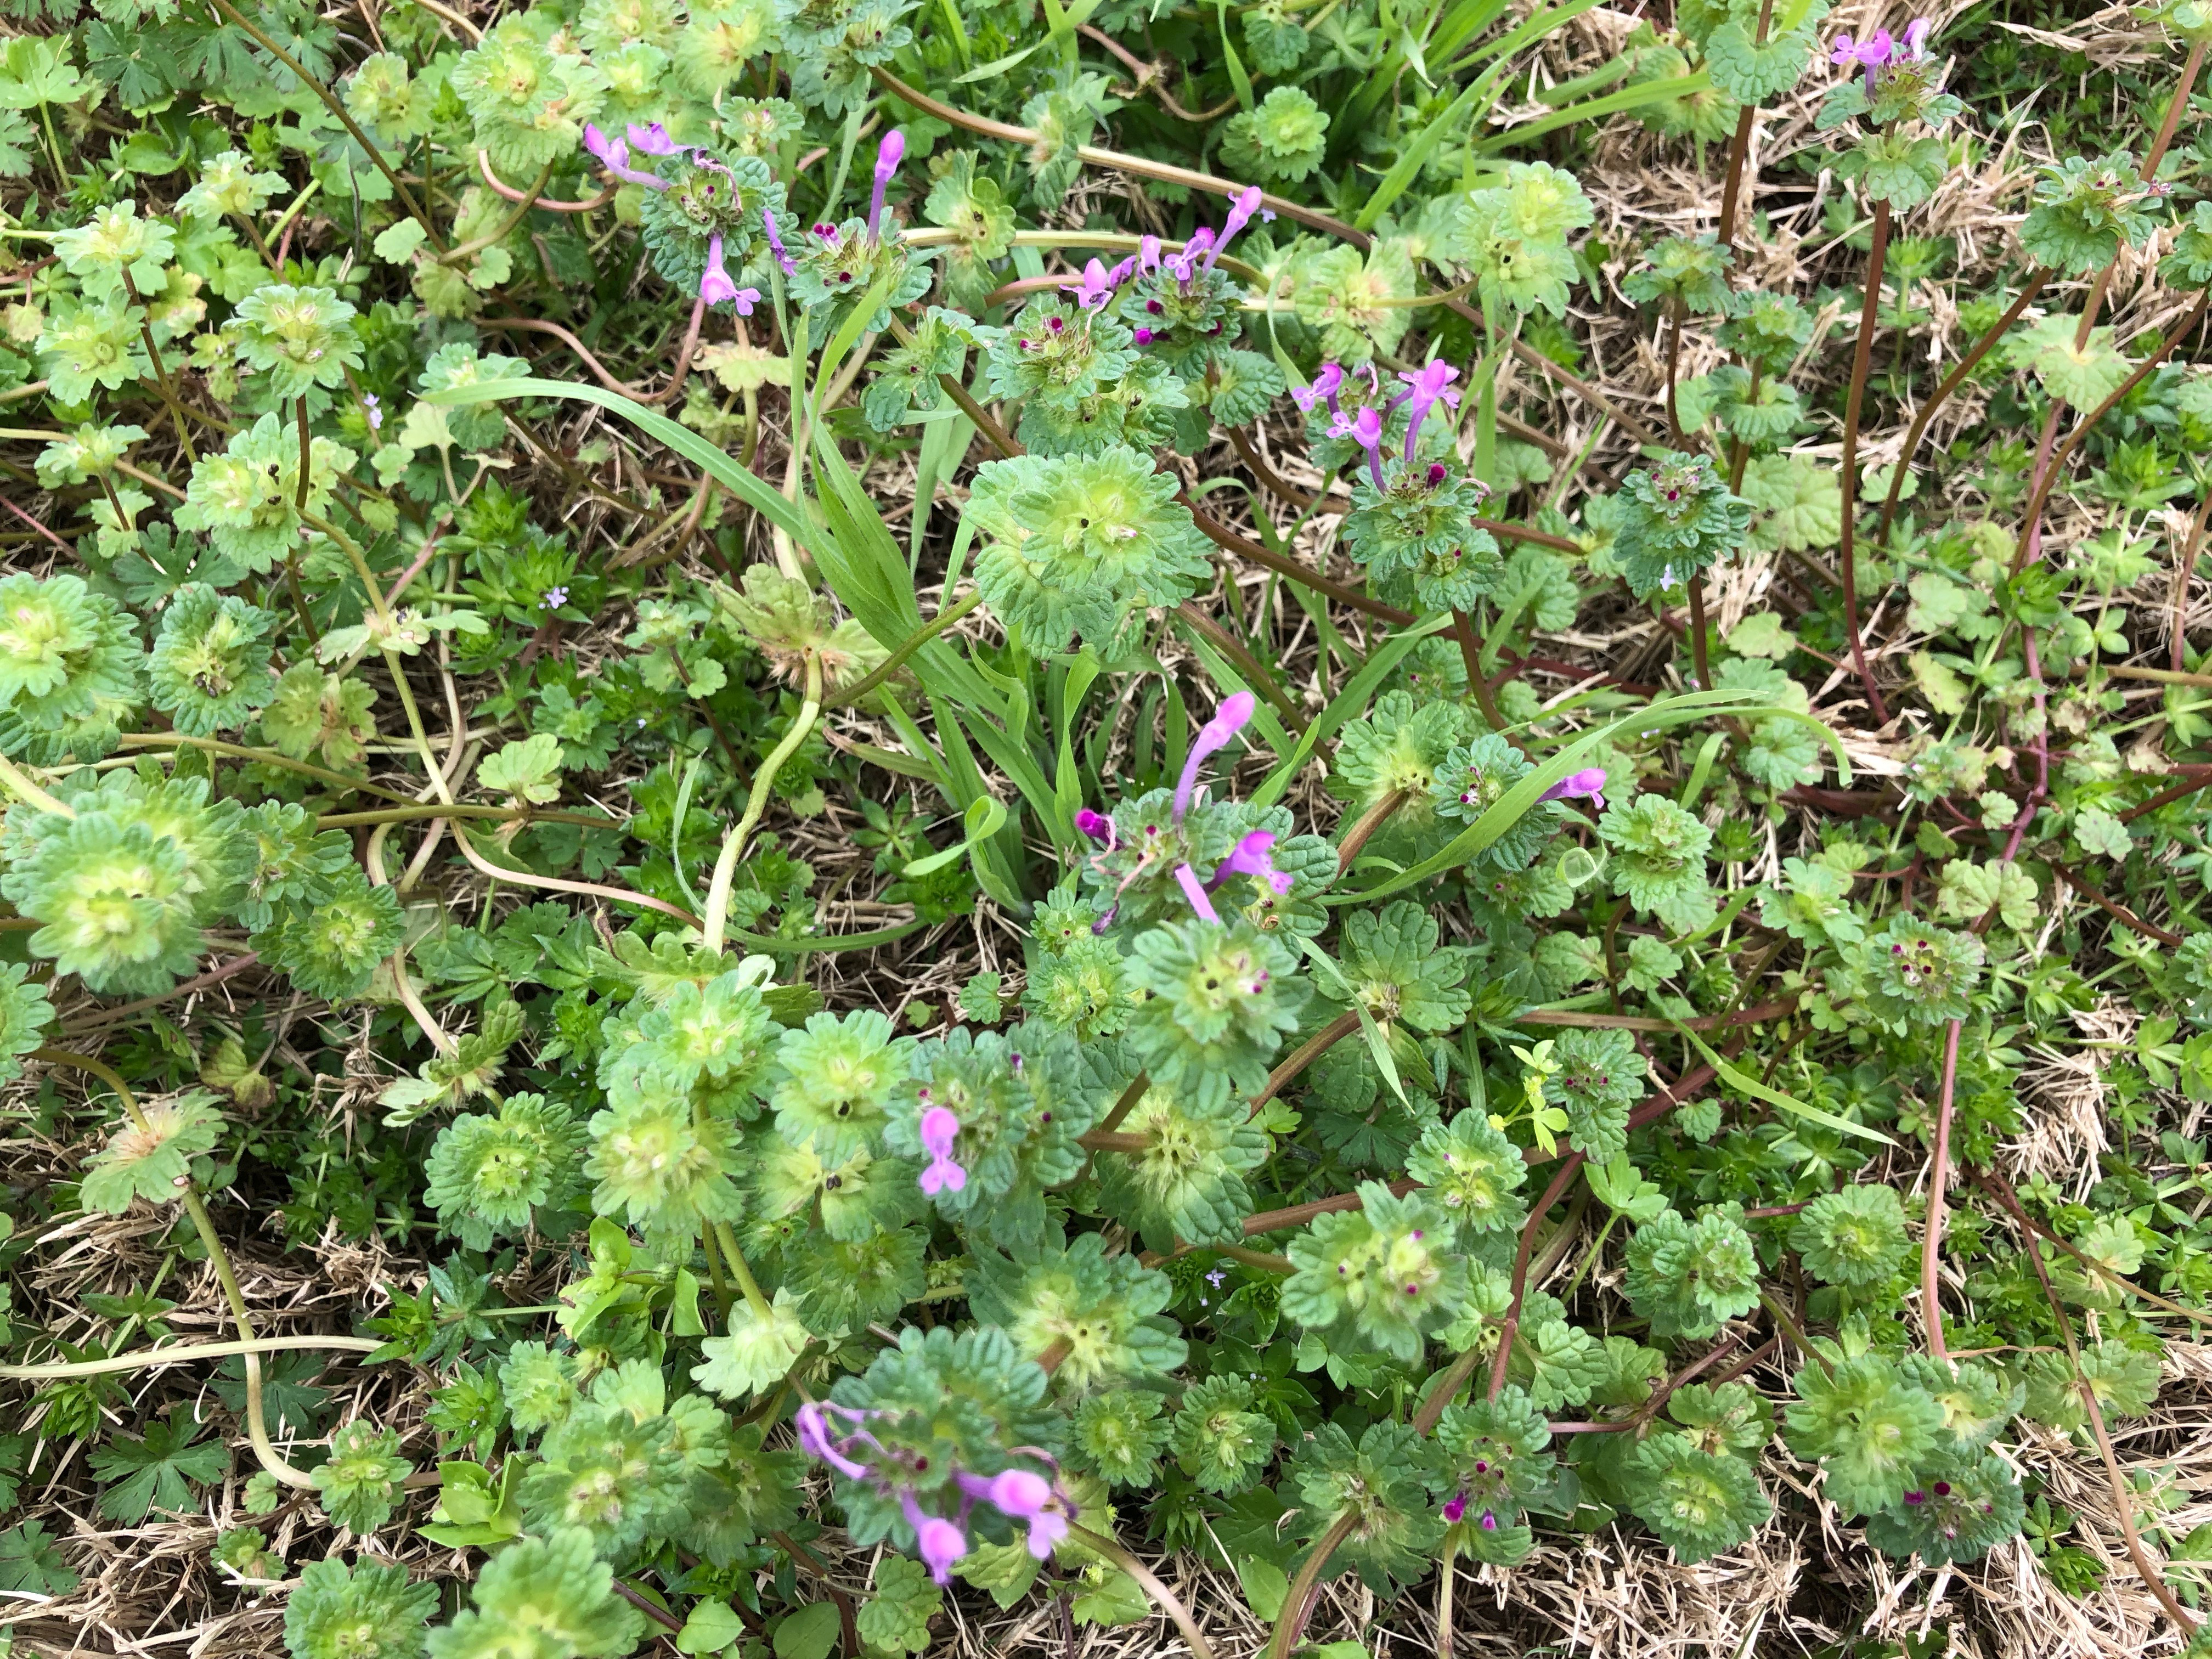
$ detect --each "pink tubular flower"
[1137,234,1163,274]
[1174,690,1258,822]
[918,1106,967,1196]
[1075,808,1114,842]
[1396,359,1462,459]
[795,1402,870,1479]
[1899,16,1931,58]
[1292,361,1345,414]
[988,1469,1074,1559]
[700,235,738,305]
[626,121,681,156]
[868,128,906,239]
[1062,257,1118,309]
[1173,862,1221,923]
[1206,185,1264,269]
[1349,404,1386,488]
[917,1517,968,1582]
[1539,767,1607,811]
[763,206,797,275]
[1443,1493,1468,1523]
[584,123,668,189]
[1209,829,1294,896]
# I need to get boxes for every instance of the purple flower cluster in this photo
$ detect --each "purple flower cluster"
[1076,690,1292,927]
[1830,18,1932,92]
[1299,357,1463,487]
[795,1402,1079,1582]
[583,120,762,312]
[1121,185,1264,345]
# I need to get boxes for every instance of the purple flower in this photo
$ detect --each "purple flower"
[1443,1493,1468,1523]
[918,1106,967,1197]
[1899,16,1931,58]
[1137,234,1163,274]
[700,234,738,305]
[917,1517,968,1581]
[763,206,797,275]
[1173,690,1257,823]
[1206,185,1264,270]
[583,123,668,190]
[1132,326,1155,345]
[626,121,681,156]
[987,1469,1074,1559]
[868,128,906,240]
[1209,829,1294,896]
[1291,360,1344,415]
[1830,29,1892,66]
[730,286,762,317]
[1173,862,1221,923]
[1062,257,1119,309]
[795,1402,870,1480]
[1538,767,1607,811]
[898,1493,970,1583]
[1347,404,1386,488]
[363,392,382,432]
[1396,359,1461,459]
[1479,1510,1498,1532]
[1830,27,1894,91]
[1075,808,1114,842]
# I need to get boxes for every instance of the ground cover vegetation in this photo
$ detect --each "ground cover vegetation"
[2,0,2212,1652]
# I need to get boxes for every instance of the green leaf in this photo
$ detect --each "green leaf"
[88,1419,229,1521]
[772,1604,842,1659]
[679,1600,747,1656]
[1669,1020,1894,1145]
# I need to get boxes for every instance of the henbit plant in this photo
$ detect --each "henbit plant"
[0,1,2209,1656]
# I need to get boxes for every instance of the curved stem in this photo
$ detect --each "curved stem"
[2007,288,2212,579]
[1335,788,1410,872]
[1270,1512,1357,1659]
[1488,1155,1583,1400]
[478,148,612,212]
[827,592,982,708]
[34,1048,316,1489]
[1066,1524,1217,1659]
[0,749,73,816]
[712,1220,776,1322]
[1837,198,1892,724]
[1247,1009,1363,1115]
[440,161,554,264]
[1921,1017,1961,1367]
[0,1334,382,1381]
[1874,272,2047,546]
[203,0,446,255]
[1984,1166,2202,1637]
[703,651,825,955]
[452,822,702,927]
[116,733,416,802]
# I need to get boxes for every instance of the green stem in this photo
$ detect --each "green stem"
[317,802,619,830]
[703,651,824,954]
[201,0,445,254]
[827,591,982,708]
[712,1219,775,1322]
[116,733,413,802]
[0,750,73,816]
[1067,1524,1217,1659]
[440,162,553,265]
[382,648,454,805]
[34,1049,317,1489]
[0,1334,382,1381]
